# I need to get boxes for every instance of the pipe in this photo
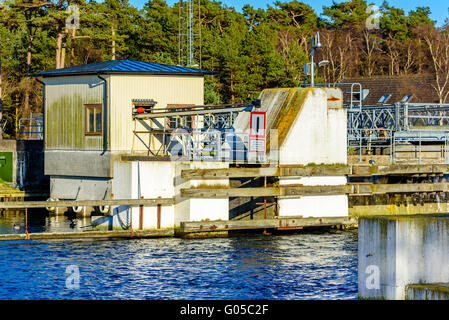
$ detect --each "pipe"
[97,74,108,155]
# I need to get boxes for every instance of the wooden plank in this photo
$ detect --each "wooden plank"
[280,166,351,177]
[0,229,174,241]
[181,187,278,198]
[179,216,357,234]
[0,198,175,209]
[181,167,279,179]
[182,185,349,198]
[181,164,449,180]
[280,185,349,196]
[350,182,449,194]
[355,164,449,176]
[121,155,171,162]
[182,182,449,198]
[181,165,350,179]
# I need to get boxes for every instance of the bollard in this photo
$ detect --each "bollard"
[157,196,161,229]
[139,196,144,230]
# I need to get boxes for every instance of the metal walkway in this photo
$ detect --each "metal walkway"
[346,102,449,164]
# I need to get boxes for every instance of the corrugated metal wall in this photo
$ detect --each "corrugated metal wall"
[109,75,204,152]
[44,75,105,150]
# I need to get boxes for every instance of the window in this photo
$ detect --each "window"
[85,104,102,135]
[377,94,392,104]
[401,95,413,103]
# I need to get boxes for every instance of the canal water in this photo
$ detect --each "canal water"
[0,210,358,300]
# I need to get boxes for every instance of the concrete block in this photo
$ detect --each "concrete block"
[358,215,449,300]
[278,176,348,217]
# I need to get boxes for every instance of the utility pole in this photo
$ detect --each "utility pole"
[310,31,322,88]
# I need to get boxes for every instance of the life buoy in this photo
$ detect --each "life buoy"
[46,198,58,212]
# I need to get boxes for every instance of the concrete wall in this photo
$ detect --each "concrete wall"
[278,176,348,217]
[358,215,449,300]
[272,88,348,218]
[0,139,48,191]
[405,284,449,300]
[278,88,346,165]
[16,140,48,190]
[177,161,229,224]
[92,160,228,230]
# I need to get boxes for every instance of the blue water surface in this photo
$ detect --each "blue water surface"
[0,211,358,300]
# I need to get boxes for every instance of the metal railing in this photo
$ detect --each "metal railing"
[349,128,394,163]
[392,131,449,165]
[347,103,449,148]
[18,117,43,140]
[168,130,266,163]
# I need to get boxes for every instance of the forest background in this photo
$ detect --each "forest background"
[0,0,448,138]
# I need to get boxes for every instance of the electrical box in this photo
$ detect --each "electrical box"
[0,152,13,182]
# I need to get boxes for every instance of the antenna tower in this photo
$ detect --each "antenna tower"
[178,0,201,67]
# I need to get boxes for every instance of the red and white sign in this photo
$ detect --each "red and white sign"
[249,111,266,152]
[250,111,266,138]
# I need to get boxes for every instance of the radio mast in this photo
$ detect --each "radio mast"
[178,0,201,68]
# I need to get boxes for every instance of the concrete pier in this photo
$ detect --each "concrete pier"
[90,161,229,230]
[264,87,348,219]
[358,215,449,300]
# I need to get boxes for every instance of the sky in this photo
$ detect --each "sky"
[129,0,449,27]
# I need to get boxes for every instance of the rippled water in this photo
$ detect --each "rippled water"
[0,210,358,300]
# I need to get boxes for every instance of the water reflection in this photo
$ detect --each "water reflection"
[0,209,93,234]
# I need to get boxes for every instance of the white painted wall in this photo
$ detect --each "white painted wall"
[177,161,229,223]
[278,88,348,218]
[358,216,449,300]
[93,160,229,230]
[279,89,346,165]
[327,107,347,164]
[278,176,348,217]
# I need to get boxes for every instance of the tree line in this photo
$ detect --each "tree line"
[0,0,448,138]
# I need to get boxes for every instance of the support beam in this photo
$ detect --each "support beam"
[181,183,449,198]
[179,216,357,234]
[0,198,174,209]
[0,229,174,241]
[180,164,449,180]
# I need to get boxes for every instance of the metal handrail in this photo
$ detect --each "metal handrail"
[18,117,43,140]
